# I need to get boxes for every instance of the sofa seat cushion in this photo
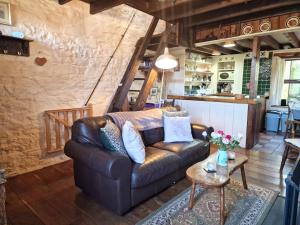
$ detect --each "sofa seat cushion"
[152,139,209,168]
[131,147,180,188]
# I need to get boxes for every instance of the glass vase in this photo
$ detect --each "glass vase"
[217,148,228,167]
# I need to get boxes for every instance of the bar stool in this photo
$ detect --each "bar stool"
[280,139,300,172]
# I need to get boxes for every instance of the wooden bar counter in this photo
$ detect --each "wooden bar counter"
[168,95,262,149]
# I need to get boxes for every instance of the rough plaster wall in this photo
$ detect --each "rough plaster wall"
[0,0,164,177]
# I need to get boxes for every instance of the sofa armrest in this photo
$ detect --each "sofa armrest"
[64,140,131,179]
[191,123,214,141]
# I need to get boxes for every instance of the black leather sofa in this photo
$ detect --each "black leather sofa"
[64,116,213,215]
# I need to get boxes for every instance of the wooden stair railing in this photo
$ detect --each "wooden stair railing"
[44,104,93,153]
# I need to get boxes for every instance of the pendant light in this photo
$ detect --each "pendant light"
[155,47,178,70]
[155,47,177,108]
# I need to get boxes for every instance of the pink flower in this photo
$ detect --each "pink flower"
[217,130,224,136]
[225,134,232,140]
[222,138,230,145]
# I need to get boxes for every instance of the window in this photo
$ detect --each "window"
[281,60,300,101]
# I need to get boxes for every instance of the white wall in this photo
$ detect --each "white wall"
[0,0,164,176]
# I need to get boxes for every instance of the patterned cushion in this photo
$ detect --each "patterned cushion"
[100,120,128,156]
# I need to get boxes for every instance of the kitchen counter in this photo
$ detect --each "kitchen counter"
[168,95,261,105]
[168,95,263,149]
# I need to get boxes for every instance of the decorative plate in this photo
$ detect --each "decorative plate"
[259,20,271,32]
[242,24,254,35]
[286,16,300,28]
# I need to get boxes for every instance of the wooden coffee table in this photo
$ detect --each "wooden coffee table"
[186,152,248,225]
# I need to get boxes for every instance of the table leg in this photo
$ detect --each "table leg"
[188,182,196,209]
[220,186,225,225]
[240,165,248,190]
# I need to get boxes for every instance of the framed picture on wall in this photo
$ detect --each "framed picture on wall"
[150,87,158,96]
[0,1,11,25]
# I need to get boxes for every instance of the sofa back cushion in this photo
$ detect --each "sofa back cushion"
[71,116,107,147]
[139,127,164,146]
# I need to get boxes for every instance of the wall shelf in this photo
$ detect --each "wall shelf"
[0,35,33,57]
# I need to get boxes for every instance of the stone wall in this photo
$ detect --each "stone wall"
[0,0,164,177]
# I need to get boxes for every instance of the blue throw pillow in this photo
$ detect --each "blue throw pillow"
[100,120,128,156]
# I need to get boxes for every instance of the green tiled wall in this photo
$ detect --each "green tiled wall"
[242,58,272,96]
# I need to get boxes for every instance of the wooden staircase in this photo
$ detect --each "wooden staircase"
[108,19,178,112]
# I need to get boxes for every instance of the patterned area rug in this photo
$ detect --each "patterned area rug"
[137,180,278,225]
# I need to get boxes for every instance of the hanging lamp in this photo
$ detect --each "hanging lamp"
[155,47,178,70]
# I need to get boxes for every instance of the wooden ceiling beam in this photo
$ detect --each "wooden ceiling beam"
[193,47,213,55]
[274,52,300,59]
[58,0,72,4]
[161,0,251,22]
[287,32,300,48]
[227,44,245,53]
[146,0,191,13]
[261,35,281,50]
[185,0,300,28]
[201,45,235,55]
[90,0,127,14]
[125,0,190,17]
[152,0,216,21]
[235,39,252,50]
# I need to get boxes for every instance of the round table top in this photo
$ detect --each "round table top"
[186,152,248,187]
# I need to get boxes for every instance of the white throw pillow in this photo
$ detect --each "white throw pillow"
[122,121,145,164]
[164,116,193,143]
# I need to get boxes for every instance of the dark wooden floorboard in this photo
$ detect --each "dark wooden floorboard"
[5,133,295,225]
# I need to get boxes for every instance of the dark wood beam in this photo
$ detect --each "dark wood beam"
[160,0,251,22]
[201,44,236,55]
[236,39,253,50]
[125,0,189,18]
[235,42,249,52]
[287,32,300,48]
[152,0,219,21]
[249,36,260,99]
[217,44,244,53]
[90,0,127,14]
[185,0,300,28]
[126,0,191,14]
[147,0,191,13]
[58,0,72,4]
[261,35,281,50]
[217,43,245,53]
[186,47,212,56]
[274,52,300,59]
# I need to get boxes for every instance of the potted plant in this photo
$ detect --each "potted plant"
[203,130,242,167]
